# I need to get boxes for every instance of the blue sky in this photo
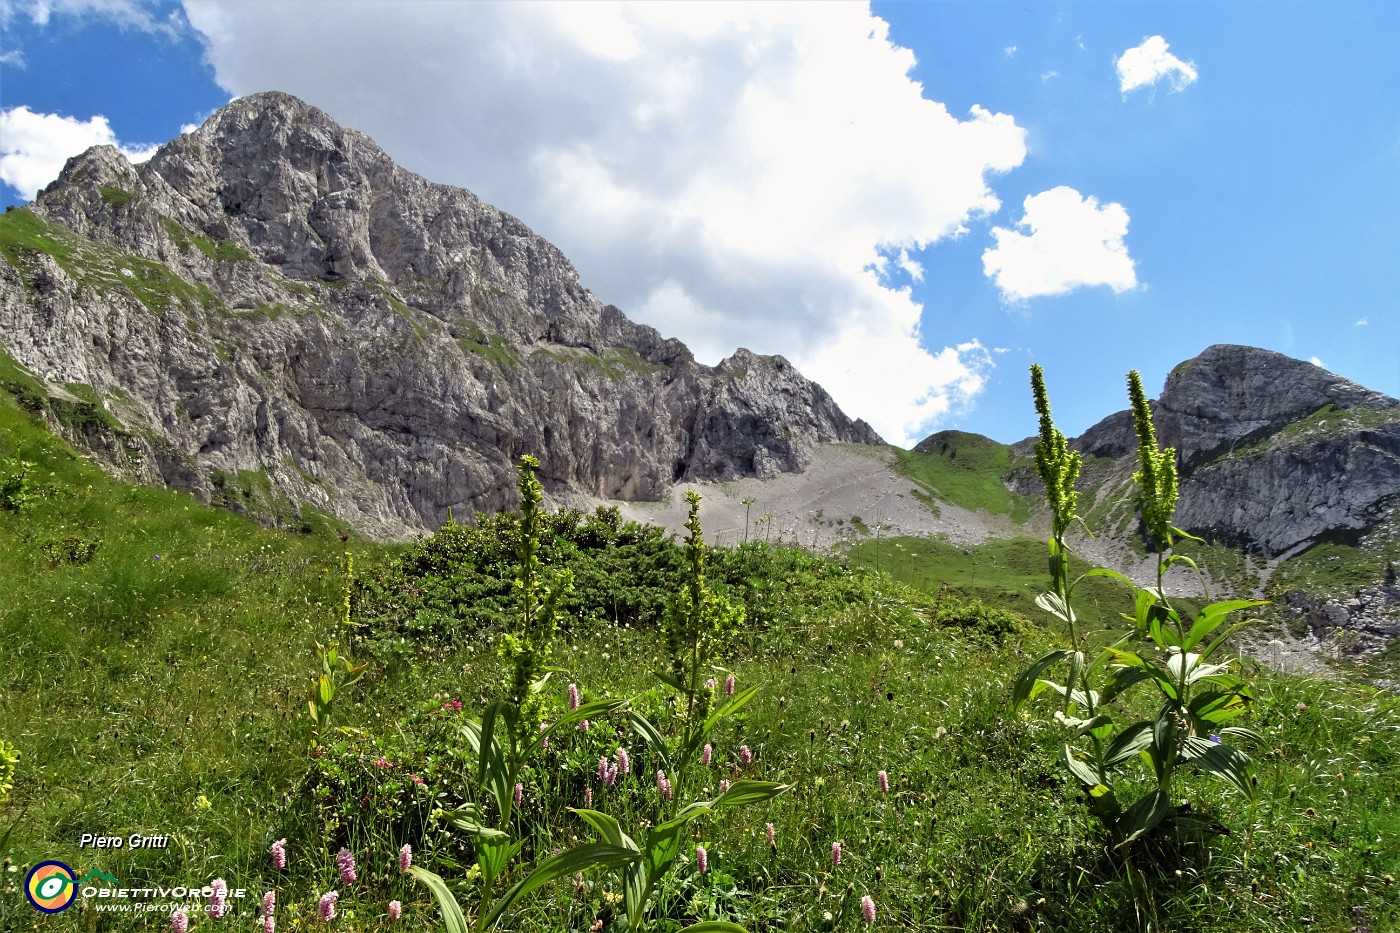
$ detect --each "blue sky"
[1,1,1395,446]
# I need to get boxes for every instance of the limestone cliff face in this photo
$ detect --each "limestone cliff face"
[0,92,879,537]
[1071,345,1400,559]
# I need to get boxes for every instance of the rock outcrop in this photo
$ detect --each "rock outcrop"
[1071,345,1400,558]
[0,92,879,537]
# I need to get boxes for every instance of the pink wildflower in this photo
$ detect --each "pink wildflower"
[765,822,776,847]
[388,900,402,921]
[706,677,716,691]
[585,786,593,807]
[319,891,338,922]
[567,682,580,711]
[336,847,356,885]
[171,909,189,933]
[878,770,889,793]
[831,841,842,866]
[702,743,712,766]
[262,891,276,933]
[270,838,287,870]
[398,843,412,873]
[207,878,228,919]
[861,895,876,924]
[605,763,618,787]
[739,744,753,765]
[657,769,672,801]
[410,774,425,785]
[725,674,736,696]
[374,758,393,769]
[617,746,630,776]
[598,756,609,783]
[696,845,708,873]
[514,783,524,807]
[540,721,550,748]
[579,719,590,731]
[442,699,462,711]
[719,779,730,793]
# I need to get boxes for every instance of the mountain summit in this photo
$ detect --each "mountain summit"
[0,91,879,536]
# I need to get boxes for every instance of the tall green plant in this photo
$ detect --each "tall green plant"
[484,491,789,933]
[306,641,366,750]
[1012,366,1266,851]
[412,455,623,933]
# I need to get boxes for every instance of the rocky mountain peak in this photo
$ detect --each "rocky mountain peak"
[1157,344,1396,467]
[1,92,879,537]
[1065,344,1399,559]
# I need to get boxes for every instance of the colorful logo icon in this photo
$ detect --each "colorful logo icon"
[26,860,77,913]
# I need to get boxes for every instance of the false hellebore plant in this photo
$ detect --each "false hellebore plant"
[486,491,788,933]
[410,456,625,932]
[1013,366,1266,850]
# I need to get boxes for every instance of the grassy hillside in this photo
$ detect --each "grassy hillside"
[893,431,1032,523]
[1,368,1397,933]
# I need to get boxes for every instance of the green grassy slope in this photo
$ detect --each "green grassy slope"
[893,431,1032,522]
[0,365,1396,933]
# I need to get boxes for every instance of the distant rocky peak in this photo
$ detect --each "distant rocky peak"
[1157,344,1396,467]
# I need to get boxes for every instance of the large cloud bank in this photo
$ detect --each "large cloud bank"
[181,1,1029,446]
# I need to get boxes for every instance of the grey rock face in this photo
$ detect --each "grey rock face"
[1064,346,1400,557]
[0,92,879,537]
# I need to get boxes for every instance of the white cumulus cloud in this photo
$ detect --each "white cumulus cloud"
[0,106,157,200]
[1,0,184,36]
[181,0,1029,446]
[1115,35,1197,94]
[981,186,1137,302]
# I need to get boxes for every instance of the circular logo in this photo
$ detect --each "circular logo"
[26,861,77,913]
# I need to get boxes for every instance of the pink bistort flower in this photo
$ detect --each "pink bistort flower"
[171,909,189,933]
[831,841,842,866]
[765,822,776,847]
[878,770,889,793]
[388,900,402,921]
[696,845,708,873]
[336,847,356,885]
[862,895,876,924]
[399,843,412,873]
[207,878,228,919]
[319,891,339,922]
[739,744,753,765]
[725,673,736,696]
[702,743,712,766]
[568,682,580,711]
[617,746,629,776]
[270,838,287,870]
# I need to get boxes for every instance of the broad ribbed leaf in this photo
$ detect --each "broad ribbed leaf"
[1102,665,1153,703]
[1116,790,1171,847]
[1104,720,1155,767]
[1181,736,1257,802]
[1011,649,1069,710]
[540,698,627,746]
[1035,591,1073,623]
[628,711,671,771]
[1060,743,1100,786]
[1188,689,1251,727]
[680,923,752,933]
[703,685,760,734]
[711,779,792,809]
[1181,599,1266,653]
[484,843,638,929]
[572,808,638,851]
[1220,726,1264,747]
[406,867,470,933]
[1201,617,1260,662]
